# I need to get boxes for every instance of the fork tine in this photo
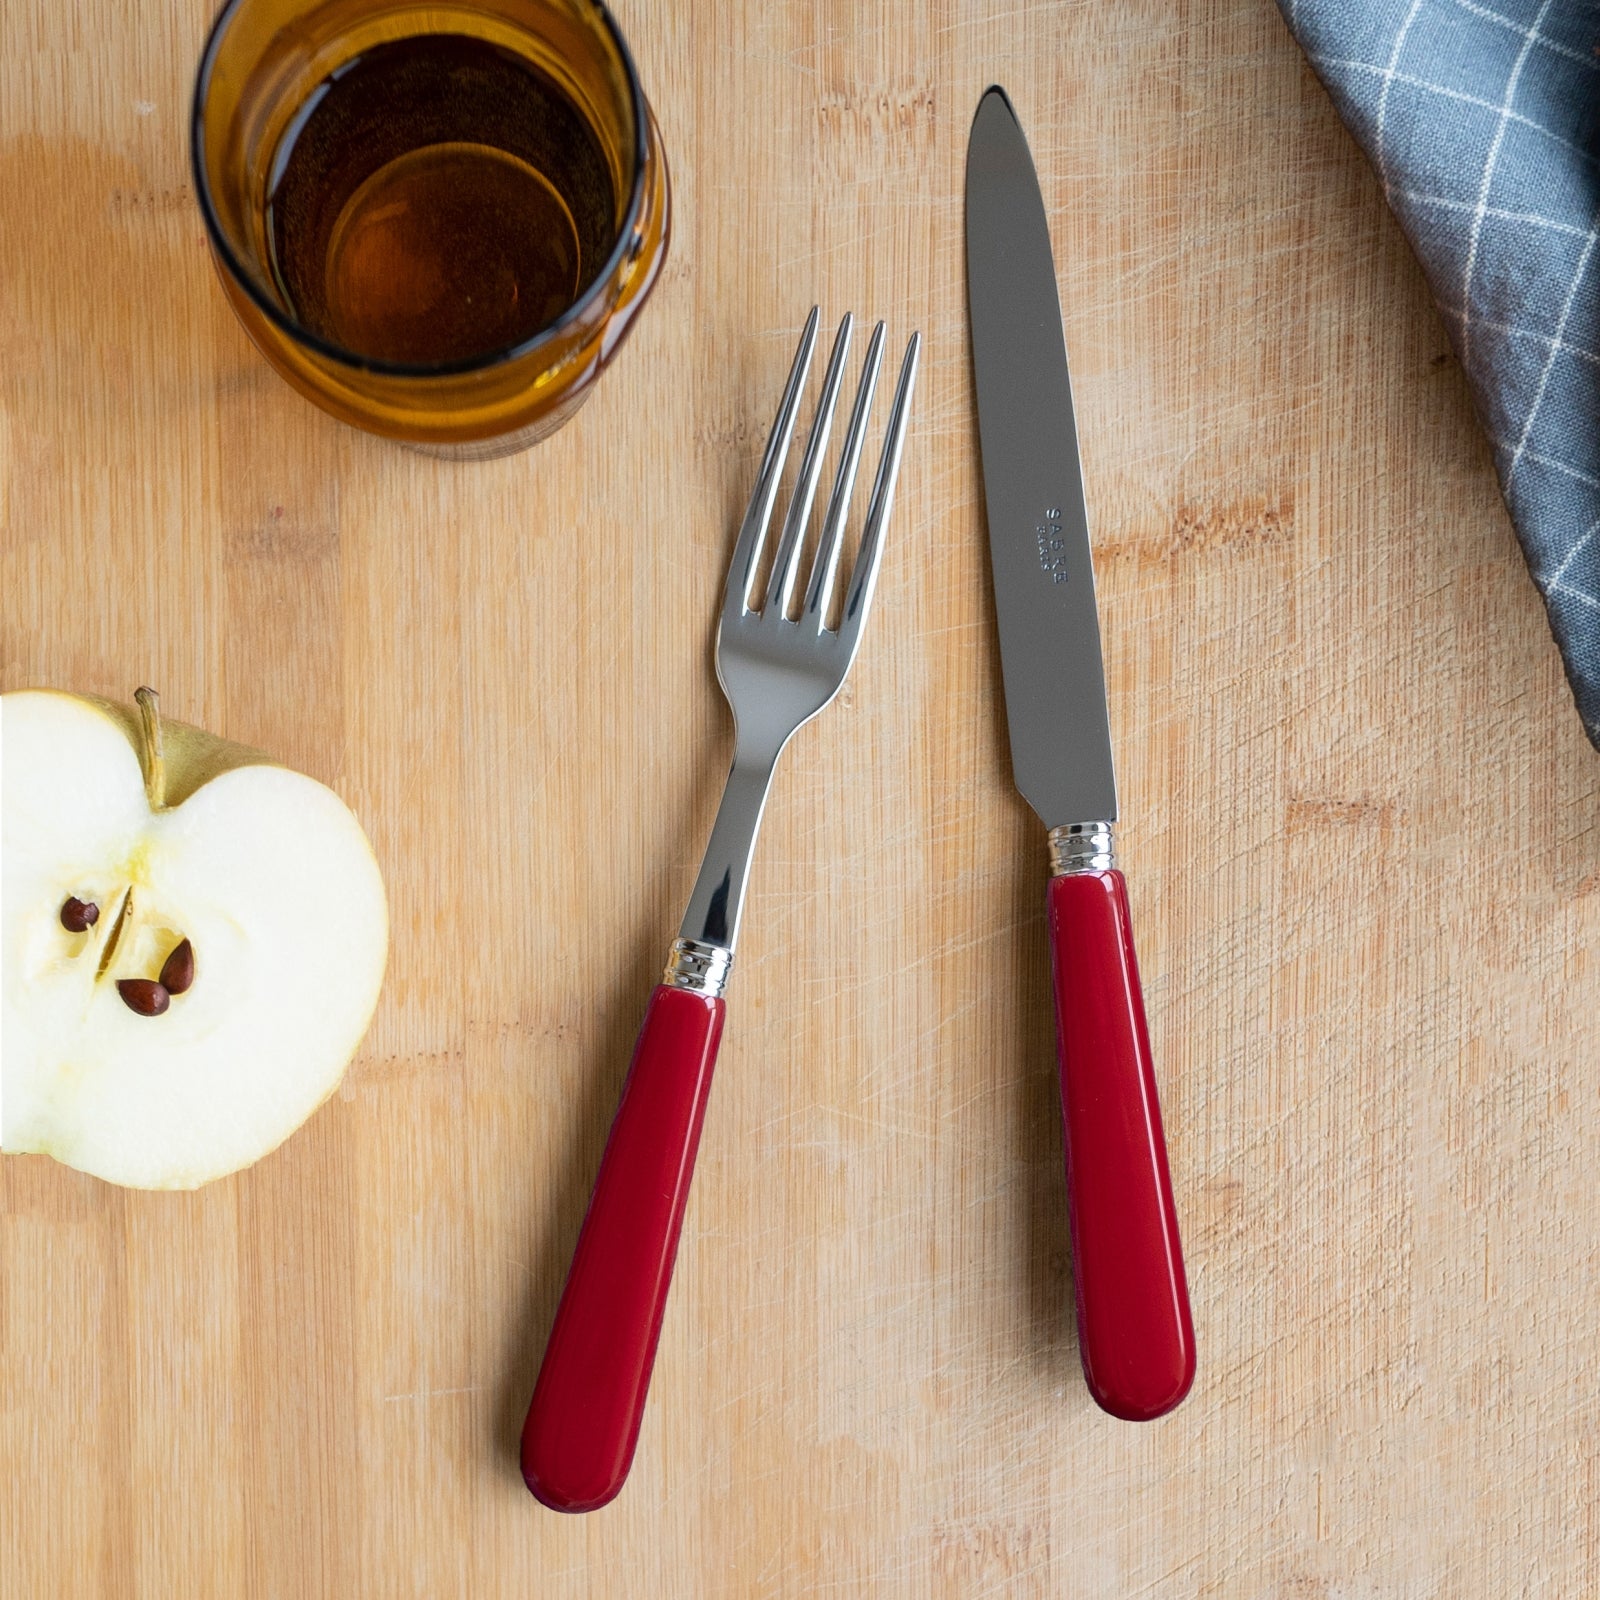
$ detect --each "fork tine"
[723,307,820,618]
[804,320,886,630]
[839,331,921,637]
[764,312,853,617]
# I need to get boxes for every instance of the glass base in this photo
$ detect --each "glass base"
[399,385,595,460]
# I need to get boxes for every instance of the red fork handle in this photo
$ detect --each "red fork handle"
[521,984,725,1511]
[1047,869,1195,1420]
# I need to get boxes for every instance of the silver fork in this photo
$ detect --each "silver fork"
[522,309,920,1515]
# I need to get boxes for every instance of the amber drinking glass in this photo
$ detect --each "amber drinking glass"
[192,0,669,455]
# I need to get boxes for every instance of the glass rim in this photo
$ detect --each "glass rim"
[189,0,653,381]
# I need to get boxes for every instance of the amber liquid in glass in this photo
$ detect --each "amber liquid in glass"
[265,34,620,367]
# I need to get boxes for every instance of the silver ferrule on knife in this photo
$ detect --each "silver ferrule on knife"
[1047,821,1116,876]
[661,936,735,998]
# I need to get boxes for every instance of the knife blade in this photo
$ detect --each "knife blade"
[965,84,1195,1421]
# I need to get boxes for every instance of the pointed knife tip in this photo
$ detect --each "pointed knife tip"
[974,84,1015,123]
[969,86,1023,165]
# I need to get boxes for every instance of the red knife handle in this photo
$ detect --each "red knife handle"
[521,984,726,1512]
[1047,868,1195,1420]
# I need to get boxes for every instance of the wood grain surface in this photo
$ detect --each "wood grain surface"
[4,0,1599,1594]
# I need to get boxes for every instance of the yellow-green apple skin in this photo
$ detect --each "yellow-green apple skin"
[1,689,388,1188]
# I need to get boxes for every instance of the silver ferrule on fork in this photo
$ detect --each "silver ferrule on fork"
[1048,821,1116,876]
[662,937,734,998]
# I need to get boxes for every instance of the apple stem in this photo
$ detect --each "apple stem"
[134,686,167,811]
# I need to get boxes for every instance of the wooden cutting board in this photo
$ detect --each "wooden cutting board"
[4,0,1598,1593]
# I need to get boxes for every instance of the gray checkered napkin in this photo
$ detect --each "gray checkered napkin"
[1278,0,1600,747]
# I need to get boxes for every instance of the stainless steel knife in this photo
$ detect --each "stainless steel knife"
[965,85,1194,1420]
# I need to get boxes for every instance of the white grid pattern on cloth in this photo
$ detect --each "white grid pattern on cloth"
[1455,0,1555,371]
[1279,0,1600,745]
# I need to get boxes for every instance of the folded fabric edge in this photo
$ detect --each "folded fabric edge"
[1274,5,1600,753]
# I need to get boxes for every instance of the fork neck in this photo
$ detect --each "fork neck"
[676,734,787,965]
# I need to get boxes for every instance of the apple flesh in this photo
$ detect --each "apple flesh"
[1,688,388,1189]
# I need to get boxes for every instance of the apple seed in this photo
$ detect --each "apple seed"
[117,979,170,1017]
[60,896,100,933]
[159,938,194,995]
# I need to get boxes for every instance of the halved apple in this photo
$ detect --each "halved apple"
[1,688,388,1189]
